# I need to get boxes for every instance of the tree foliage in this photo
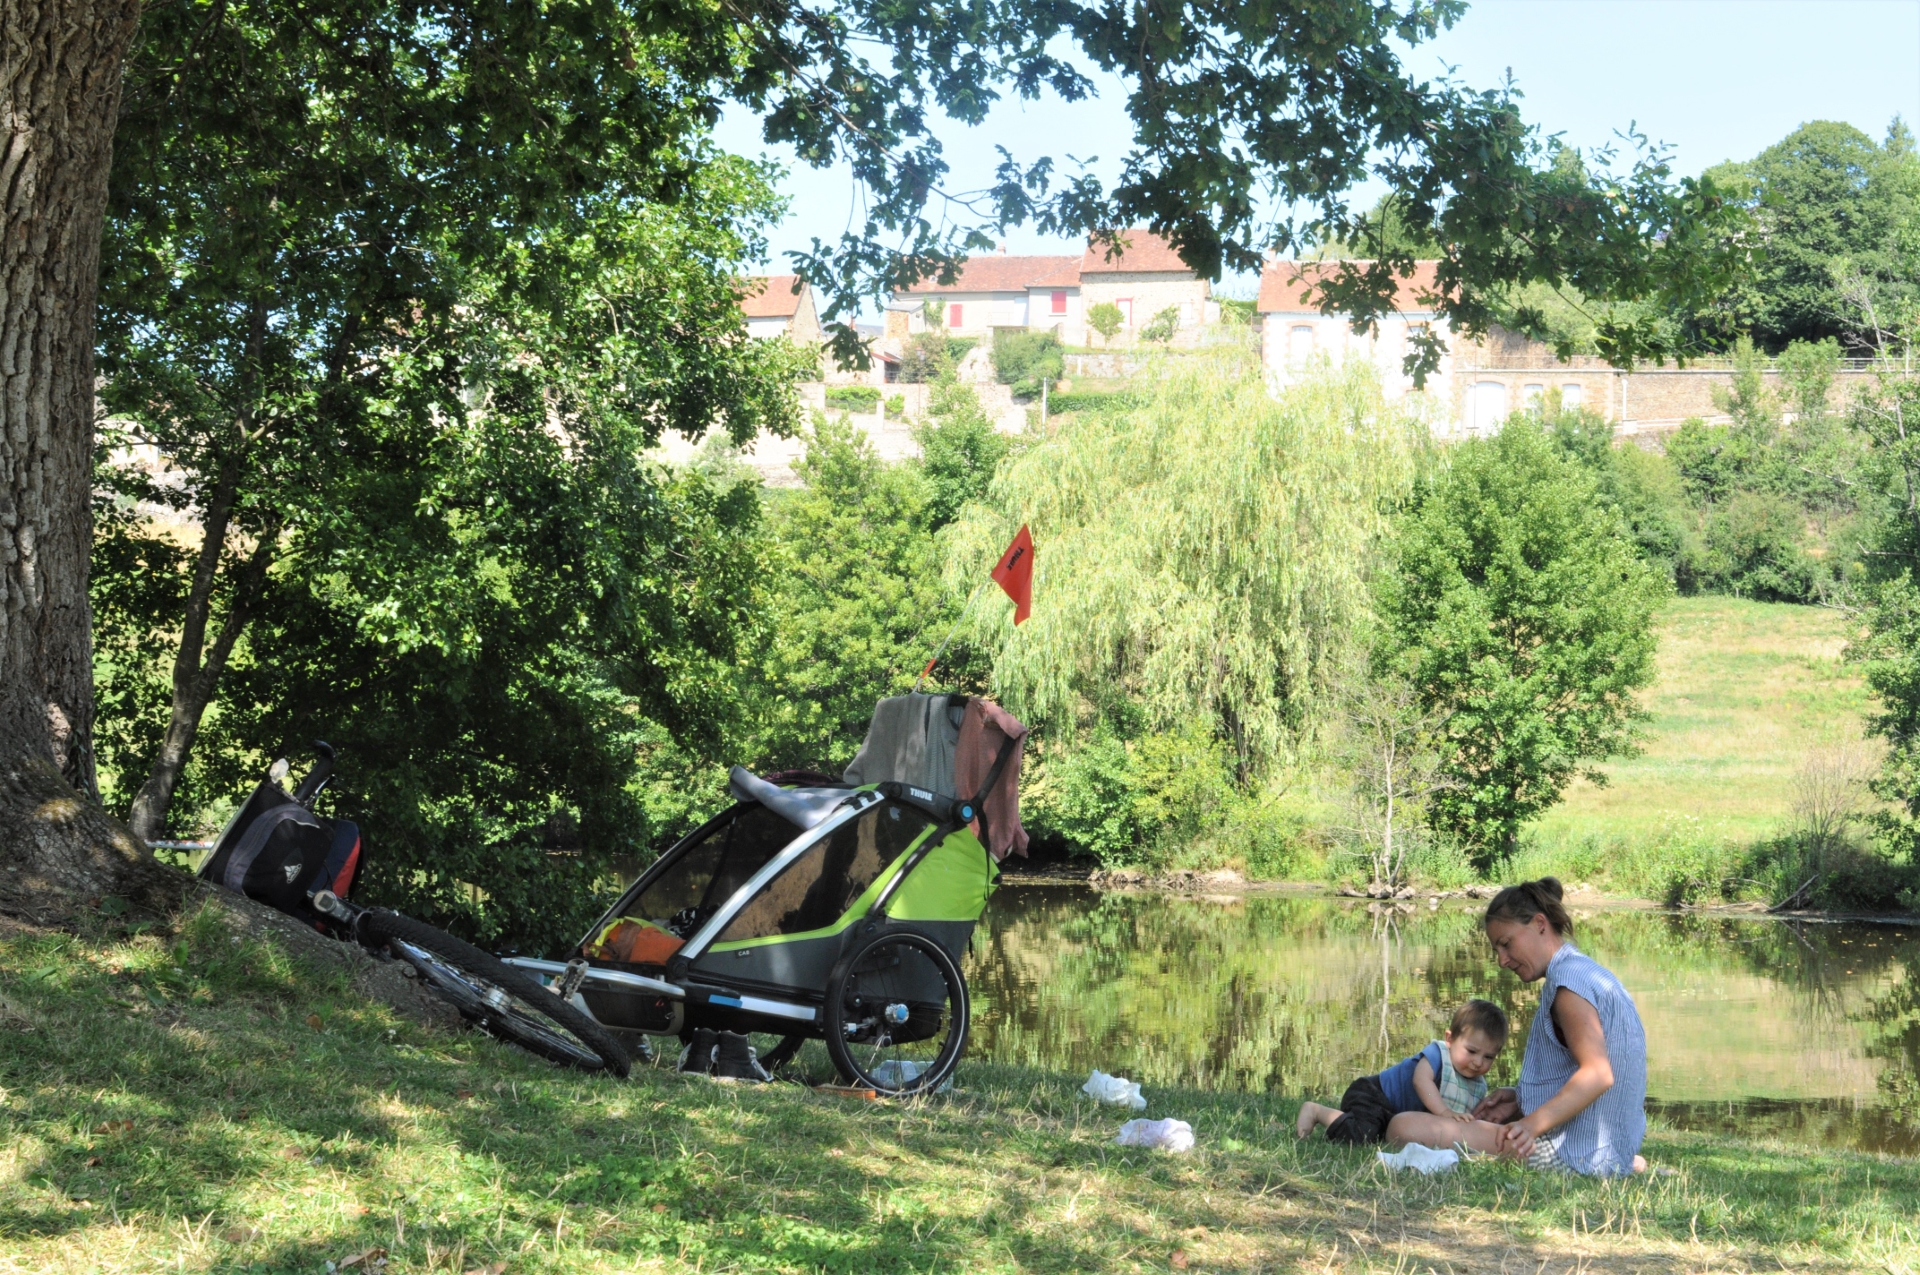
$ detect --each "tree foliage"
[948,353,1427,777]
[1379,420,1666,868]
[1705,120,1920,353]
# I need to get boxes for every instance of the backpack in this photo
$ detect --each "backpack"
[198,780,363,929]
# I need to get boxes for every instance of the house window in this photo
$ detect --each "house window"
[1561,383,1584,409]
[1523,383,1546,411]
[1470,381,1509,435]
[1117,298,1133,327]
[1288,324,1315,367]
[948,303,964,329]
[1051,289,1067,315]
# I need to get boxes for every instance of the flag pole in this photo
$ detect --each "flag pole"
[914,582,988,693]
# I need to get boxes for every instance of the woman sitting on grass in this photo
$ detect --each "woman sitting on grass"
[1386,878,1649,1175]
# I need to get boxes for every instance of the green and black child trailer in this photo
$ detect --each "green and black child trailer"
[504,692,1028,1096]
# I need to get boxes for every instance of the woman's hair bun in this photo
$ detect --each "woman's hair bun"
[1483,876,1573,935]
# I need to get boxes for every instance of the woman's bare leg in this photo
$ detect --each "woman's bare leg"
[1384,1111,1507,1154]
[1295,1101,1343,1139]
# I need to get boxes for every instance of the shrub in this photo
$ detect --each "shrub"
[825,385,882,413]
[991,329,1064,395]
[1087,302,1123,345]
[1218,298,1256,326]
[1140,305,1180,344]
[899,333,978,382]
[885,393,906,420]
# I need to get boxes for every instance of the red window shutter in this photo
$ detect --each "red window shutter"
[948,303,963,328]
[1051,290,1066,315]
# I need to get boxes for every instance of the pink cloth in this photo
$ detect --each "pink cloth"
[955,698,1029,860]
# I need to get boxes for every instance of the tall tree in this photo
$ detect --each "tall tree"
[1706,120,1920,353]
[95,0,810,843]
[1379,420,1666,869]
[0,0,140,787]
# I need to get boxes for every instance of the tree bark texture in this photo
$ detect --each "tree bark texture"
[0,0,140,789]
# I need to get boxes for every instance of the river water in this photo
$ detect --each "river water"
[963,885,1920,1156]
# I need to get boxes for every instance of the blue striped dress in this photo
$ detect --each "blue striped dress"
[1518,942,1648,1176]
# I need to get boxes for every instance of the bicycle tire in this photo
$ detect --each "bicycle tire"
[824,928,967,1096]
[361,910,630,1077]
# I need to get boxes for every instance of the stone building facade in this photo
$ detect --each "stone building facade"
[738,274,822,342]
[889,231,1216,347]
[1257,259,1889,439]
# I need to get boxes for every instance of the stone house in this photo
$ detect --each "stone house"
[888,231,1215,346]
[1256,258,1885,438]
[739,274,822,342]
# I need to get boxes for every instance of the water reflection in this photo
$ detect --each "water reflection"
[963,886,1920,1156]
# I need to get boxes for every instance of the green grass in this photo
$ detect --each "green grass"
[1531,594,1875,855]
[5,903,1920,1272]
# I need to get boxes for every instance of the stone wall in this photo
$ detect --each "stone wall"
[1078,274,1211,347]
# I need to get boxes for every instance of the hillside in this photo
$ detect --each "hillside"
[1533,596,1876,851]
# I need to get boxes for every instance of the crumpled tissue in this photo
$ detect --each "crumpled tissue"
[1082,1069,1147,1110]
[1115,1118,1195,1153]
[1376,1142,1460,1174]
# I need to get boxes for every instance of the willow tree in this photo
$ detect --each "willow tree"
[945,353,1430,775]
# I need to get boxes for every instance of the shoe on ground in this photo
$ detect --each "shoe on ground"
[677,1027,718,1075]
[710,1031,772,1082]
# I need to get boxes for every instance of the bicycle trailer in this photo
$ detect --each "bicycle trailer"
[504,693,1027,1095]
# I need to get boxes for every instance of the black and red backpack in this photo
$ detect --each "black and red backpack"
[198,742,363,930]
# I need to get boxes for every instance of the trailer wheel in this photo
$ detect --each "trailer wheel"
[824,929,967,1096]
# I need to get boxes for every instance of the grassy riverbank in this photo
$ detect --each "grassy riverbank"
[5,905,1919,1273]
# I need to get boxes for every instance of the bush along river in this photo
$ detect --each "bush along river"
[963,885,1920,1156]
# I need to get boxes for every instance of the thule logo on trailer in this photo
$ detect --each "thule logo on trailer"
[909,787,933,802]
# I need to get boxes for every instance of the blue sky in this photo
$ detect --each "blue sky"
[714,0,1920,299]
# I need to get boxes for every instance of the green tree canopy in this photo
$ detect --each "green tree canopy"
[1706,120,1920,353]
[1379,420,1666,868]
[947,354,1427,776]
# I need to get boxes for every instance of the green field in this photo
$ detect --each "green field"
[5,901,1920,1273]
[1532,595,1876,853]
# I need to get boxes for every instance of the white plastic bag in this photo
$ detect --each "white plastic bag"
[1082,1069,1147,1110]
[1115,1118,1195,1153]
[1376,1142,1459,1175]
[871,1059,953,1093]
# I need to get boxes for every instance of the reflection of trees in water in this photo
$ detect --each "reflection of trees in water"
[966,887,1920,1143]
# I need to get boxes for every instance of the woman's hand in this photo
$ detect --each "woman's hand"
[1472,1088,1521,1123]
[1499,1117,1540,1159]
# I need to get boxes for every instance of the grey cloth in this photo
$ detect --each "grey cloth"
[727,766,852,830]
[1519,943,1648,1177]
[841,694,965,795]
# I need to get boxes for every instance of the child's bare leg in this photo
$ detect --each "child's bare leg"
[1384,1111,1506,1154]
[1295,1101,1343,1139]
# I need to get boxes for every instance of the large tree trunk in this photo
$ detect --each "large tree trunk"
[0,0,147,913]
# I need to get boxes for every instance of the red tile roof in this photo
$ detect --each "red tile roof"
[1257,260,1443,314]
[1079,229,1193,275]
[739,275,806,318]
[897,254,1083,294]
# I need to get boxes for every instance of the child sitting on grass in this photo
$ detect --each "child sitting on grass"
[1295,999,1509,1145]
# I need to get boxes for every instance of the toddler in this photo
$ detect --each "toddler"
[1295,999,1509,1144]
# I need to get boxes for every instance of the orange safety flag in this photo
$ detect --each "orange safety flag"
[991,524,1035,625]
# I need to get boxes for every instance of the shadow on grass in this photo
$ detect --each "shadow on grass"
[2,905,1919,1272]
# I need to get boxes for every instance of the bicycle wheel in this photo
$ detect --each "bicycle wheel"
[824,929,967,1096]
[361,910,630,1077]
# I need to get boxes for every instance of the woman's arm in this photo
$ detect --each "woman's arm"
[1473,1088,1521,1123]
[1500,988,1614,1159]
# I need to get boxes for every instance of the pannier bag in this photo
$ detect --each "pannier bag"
[198,780,362,929]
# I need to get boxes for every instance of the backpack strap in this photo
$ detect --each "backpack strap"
[970,733,1021,854]
[307,819,362,900]
[221,804,323,894]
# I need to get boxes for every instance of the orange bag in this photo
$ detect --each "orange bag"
[584,917,684,966]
